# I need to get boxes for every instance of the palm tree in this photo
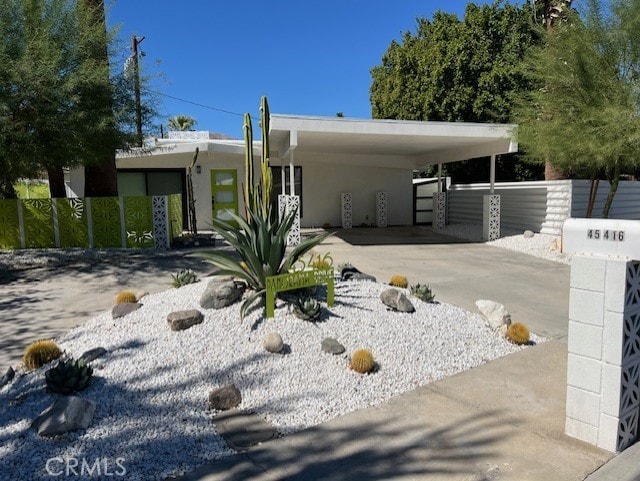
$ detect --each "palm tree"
[168,114,196,131]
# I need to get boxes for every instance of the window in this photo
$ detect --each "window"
[271,166,302,217]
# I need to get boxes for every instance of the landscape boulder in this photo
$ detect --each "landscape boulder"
[380,288,415,313]
[32,396,96,437]
[263,332,284,353]
[321,337,346,355]
[167,309,204,331]
[340,266,376,283]
[209,384,242,411]
[79,347,107,364]
[112,302,142,319]
[200,279,246,309]
[523,230,535,238]
[475,299,511,329]
[0,366,15,389]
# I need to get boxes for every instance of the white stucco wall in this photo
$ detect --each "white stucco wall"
[290,153,413,228]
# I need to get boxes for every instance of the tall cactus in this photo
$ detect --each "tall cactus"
[243,96,273,218]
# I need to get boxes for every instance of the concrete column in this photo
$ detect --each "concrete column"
[341,193,352,229]
[482,194,500,241]
[433,192,446,230]
[376,192,387,228]
[278,194,300,246]
[566,255,640,452]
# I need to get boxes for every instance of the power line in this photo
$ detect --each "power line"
[146,89,252,119]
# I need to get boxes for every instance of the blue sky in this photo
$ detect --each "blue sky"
[108,1,500,139]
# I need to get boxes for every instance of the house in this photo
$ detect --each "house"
[68,114,518,234]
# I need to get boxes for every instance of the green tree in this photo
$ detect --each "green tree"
[0,0,156,199]
[516,0,640,217]
[168,114,197,131]
[370,1,544,182]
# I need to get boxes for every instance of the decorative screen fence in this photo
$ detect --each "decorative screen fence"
[0,194,182,250]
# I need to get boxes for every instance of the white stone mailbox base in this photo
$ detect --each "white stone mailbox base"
[433,192,446,230]
[483,194,500,241]
[564,218,640,452]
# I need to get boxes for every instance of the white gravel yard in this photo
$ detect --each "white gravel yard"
[438,223,571,264]
[0,277,542,481]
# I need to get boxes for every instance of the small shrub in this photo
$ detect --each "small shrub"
[389,274,408,288]
[23,340,62,371]
[350,349,375,374]
[115,290,137,304]
[322,223,331,229]
[506,322,530,345]
[410,283,435,303]
[171,268,198,288]
[45,358,93,395]
[292,296,322,322]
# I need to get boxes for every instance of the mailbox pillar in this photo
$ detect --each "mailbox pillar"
[564,218,640,452]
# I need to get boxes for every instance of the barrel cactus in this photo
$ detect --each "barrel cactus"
[506,322,530,345]
[410,283,436,303]
[389,274,408,288]
[350,349,375,374]
[115,290,137,304]
[292,296,322,322]
[23,340,63,371]
[45,358,93,395]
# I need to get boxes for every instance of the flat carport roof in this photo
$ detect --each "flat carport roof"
[269,114,518,167]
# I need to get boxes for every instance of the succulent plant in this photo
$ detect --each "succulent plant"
[389,274,408,288]
[350,349,375,374]
[171,268,199,288]
[45,358,93,395]
[23,340,63,371]
[410,283,436,303]
[292,296,322,322]
[506,322,530,345]
[115,290,137,304]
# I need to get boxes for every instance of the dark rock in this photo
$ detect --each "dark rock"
[380,288,415,313]
[79,348,107,364]
[262,332,284,353]
[209,384,242,411]
[167,309,204,331]
[112,302,142,319]
[0,366,15,389]
[341,266,376,283]
[32,396,96,437]
[200,279,246,309]
[321,337,345,355]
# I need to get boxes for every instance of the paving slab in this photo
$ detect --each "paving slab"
[213,409,280,451]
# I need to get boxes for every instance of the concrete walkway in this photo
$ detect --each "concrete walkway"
[0,229,631,480]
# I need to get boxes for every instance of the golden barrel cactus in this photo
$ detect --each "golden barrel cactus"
[350,349,375,374]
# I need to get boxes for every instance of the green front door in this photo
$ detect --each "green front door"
[211,169,239,226]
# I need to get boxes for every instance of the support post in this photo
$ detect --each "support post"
[482,194,500,241]
[376,192,387,228]
[490,154,496,195]
[341,193,352,229]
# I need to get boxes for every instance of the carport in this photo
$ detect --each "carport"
[269,114,518,241]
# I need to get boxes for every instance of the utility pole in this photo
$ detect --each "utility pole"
[132,35,145,147]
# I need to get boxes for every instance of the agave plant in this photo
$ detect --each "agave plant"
[410,283,436,303]
[197,96,331,319]
[171,268,198,288]
[292,296,322,322]
[45,358,93,395]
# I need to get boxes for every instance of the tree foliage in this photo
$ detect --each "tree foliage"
[370,1,544,182]
[516,0,640,217]
[0,0,156,198]
[167,114,197,132]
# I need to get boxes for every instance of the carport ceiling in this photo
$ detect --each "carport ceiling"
[270,114,518,164]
